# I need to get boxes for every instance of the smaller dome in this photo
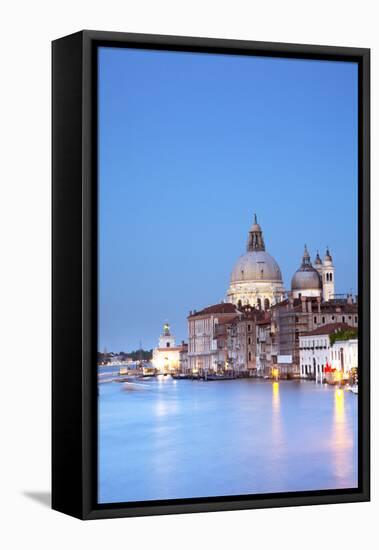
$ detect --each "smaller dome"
[291,268,322,291]
[291,245,322,291]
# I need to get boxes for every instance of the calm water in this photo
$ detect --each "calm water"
[98,373,358,503]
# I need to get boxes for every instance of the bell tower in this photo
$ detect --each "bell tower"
[158,322,176,348]
[321,247,335,301]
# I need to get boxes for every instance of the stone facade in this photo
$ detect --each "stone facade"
[187,303,239,375]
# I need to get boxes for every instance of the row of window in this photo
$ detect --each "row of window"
[313,315,357,324]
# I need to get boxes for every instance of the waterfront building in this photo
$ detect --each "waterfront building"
[152,323,185,374]
[227,305,267,375]
[187,215,356,379]
[299,323,357,382]
[179,342,189,373]
[187,303,239,375]
[256,317,275,376]
[330,337,358,377]
[269,295,358,378]
[227,215,285,309]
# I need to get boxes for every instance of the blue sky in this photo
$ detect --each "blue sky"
[98,47,358,352]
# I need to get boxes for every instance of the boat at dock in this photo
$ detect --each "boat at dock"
[205,373,236,381]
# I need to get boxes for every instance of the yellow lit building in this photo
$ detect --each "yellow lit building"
[152,323,184,374]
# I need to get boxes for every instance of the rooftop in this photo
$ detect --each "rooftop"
[300,323,356,337]
[188,303,238,318]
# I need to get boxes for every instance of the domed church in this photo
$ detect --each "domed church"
[291,246,335,301]
[226,215,285,309]
[291,245,322,298]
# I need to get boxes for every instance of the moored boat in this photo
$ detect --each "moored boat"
[205,373,236,381]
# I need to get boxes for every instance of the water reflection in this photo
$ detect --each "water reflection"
[99,375,358,503]
[332,388,354,483]
[272,381,280,412]
[271,381,284,464]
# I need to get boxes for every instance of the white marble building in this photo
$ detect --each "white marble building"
[299,322,357,381]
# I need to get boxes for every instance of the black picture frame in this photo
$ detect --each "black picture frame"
[52,30,370,520]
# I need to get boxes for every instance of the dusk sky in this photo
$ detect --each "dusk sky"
[98,47,358,352]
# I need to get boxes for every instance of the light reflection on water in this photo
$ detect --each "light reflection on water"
[98,374,358,504]
[333,389,354,482]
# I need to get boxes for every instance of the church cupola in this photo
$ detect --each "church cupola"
[301,244,311,266]
[247,214,265,252]
[314,250,322,266]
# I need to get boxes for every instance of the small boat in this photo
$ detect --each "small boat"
[171,373,189,380]
[205,373,236,381]
[347,384,358,394]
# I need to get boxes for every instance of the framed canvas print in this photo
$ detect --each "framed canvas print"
[52,30,370,519]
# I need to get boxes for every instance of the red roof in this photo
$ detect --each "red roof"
[300,322,356,337]
[216,315,239,325]
[188,303,238,318]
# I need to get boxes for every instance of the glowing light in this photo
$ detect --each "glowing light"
[272,367,279,380]
[335,370,343,382]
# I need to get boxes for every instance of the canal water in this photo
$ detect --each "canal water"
[98,373,358,504]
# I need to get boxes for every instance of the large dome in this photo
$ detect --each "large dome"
[231,250,283,283]
[226,215,285,308]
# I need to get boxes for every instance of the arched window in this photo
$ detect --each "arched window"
[257,298,262,310]
[264,298,270,310]
[166,342,170,348]
[248,352,251,362]
[329,272,333,282]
